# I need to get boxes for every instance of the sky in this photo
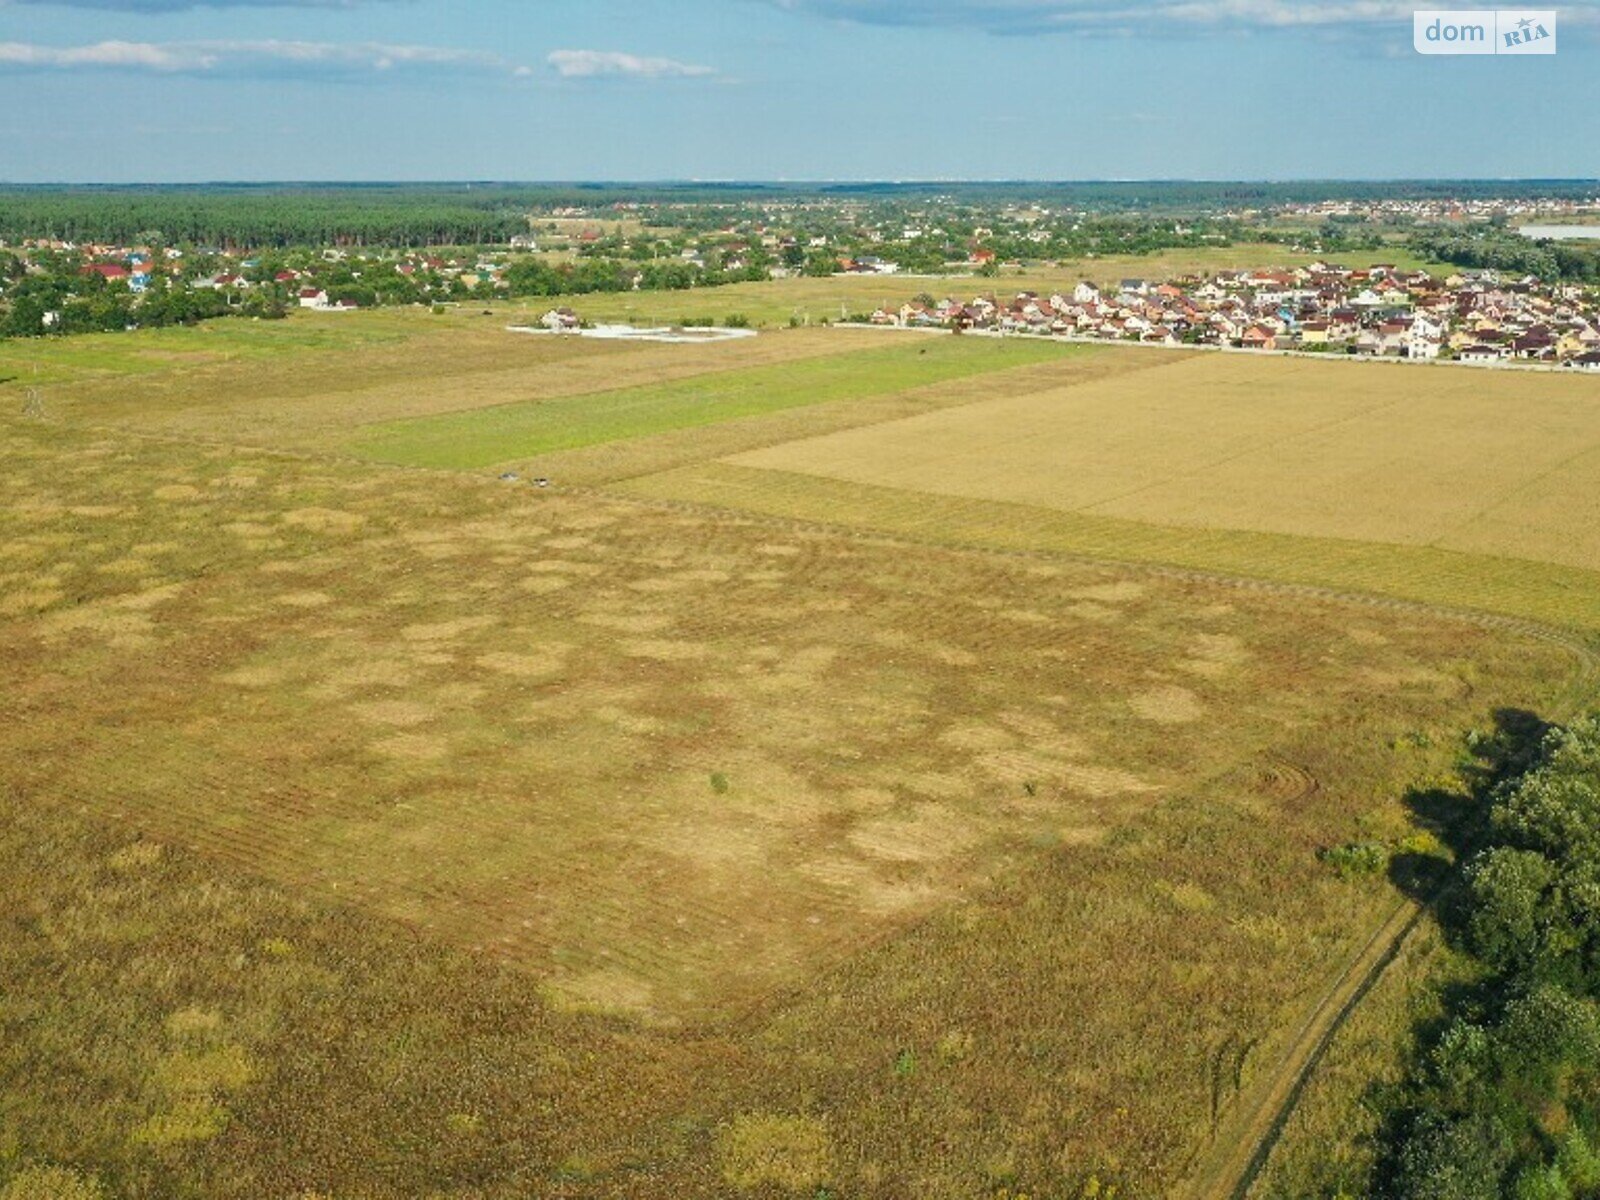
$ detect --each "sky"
[0,0,1596,182]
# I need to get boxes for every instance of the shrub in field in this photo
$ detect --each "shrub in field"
[1320,840,1390,879]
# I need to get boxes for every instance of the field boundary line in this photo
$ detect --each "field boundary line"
[582,350,1182,487]
[585,480,1600,668]
[585,477,1600,1199]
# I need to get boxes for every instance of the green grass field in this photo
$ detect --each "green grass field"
[3,291,1597,1199]
[0,310,419,386]
[346,334,1085,468]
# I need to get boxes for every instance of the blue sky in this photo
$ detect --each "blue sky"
[0,0,1596,181]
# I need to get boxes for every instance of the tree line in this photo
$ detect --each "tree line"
[0,269,276,338]
[0,190,530,249]
[1377,713,1600,1200]
[1408,230,1600,283]
[0,246,779,339]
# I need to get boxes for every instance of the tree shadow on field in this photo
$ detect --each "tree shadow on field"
[1387,706,1555,920]
[1361,708,1558,1194]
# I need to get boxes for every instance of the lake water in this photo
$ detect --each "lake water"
[1518,224,1600,241]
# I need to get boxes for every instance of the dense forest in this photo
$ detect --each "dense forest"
[1376,714,1600,1200]
[0,187,532,248]
[1,181,1596,248]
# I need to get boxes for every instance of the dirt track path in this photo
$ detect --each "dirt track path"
[51,412,1598,1200]
[596,483,1600,1200]
[1171,624,1598,1200]
[1173,897,1426,1200]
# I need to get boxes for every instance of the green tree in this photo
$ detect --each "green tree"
[803,250,838,278]
[1465,847,1557,974]
[1392,1111,1512,1200]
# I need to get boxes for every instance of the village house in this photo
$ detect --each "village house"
[848,257,1597,368]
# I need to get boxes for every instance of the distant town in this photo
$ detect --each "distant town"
[2,183,1598,348]
[861,264,1600,370]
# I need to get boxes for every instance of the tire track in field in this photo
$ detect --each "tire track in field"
[1182,617,1599,1200]
[1177,895,1429,1200]
[584,483,1600,671]
[18,410,1600,1160]
[583,479,1600,1200]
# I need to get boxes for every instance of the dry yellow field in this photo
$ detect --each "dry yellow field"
[725,351,1600,573]
[6,413,1528,1025]
[4,307,1597,1199]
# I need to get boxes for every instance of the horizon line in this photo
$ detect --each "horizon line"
[3,177,1600,188]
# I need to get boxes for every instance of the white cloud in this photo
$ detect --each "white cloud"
[0,40,202,70]
[768,0,1600,34]
[547,49,716,79]
[0,38,531,76]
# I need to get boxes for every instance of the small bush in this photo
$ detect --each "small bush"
[724,313,751,328]
[1320,841,1390,879]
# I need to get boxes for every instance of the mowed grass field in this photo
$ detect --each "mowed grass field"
[346,335,1085,468]
[0,300,1595,1199]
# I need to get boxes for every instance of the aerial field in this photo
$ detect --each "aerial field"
[2,305,1597,1199]
[346,335,1086,468]
[611,340,1600,631]
[722,352,1600,571]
